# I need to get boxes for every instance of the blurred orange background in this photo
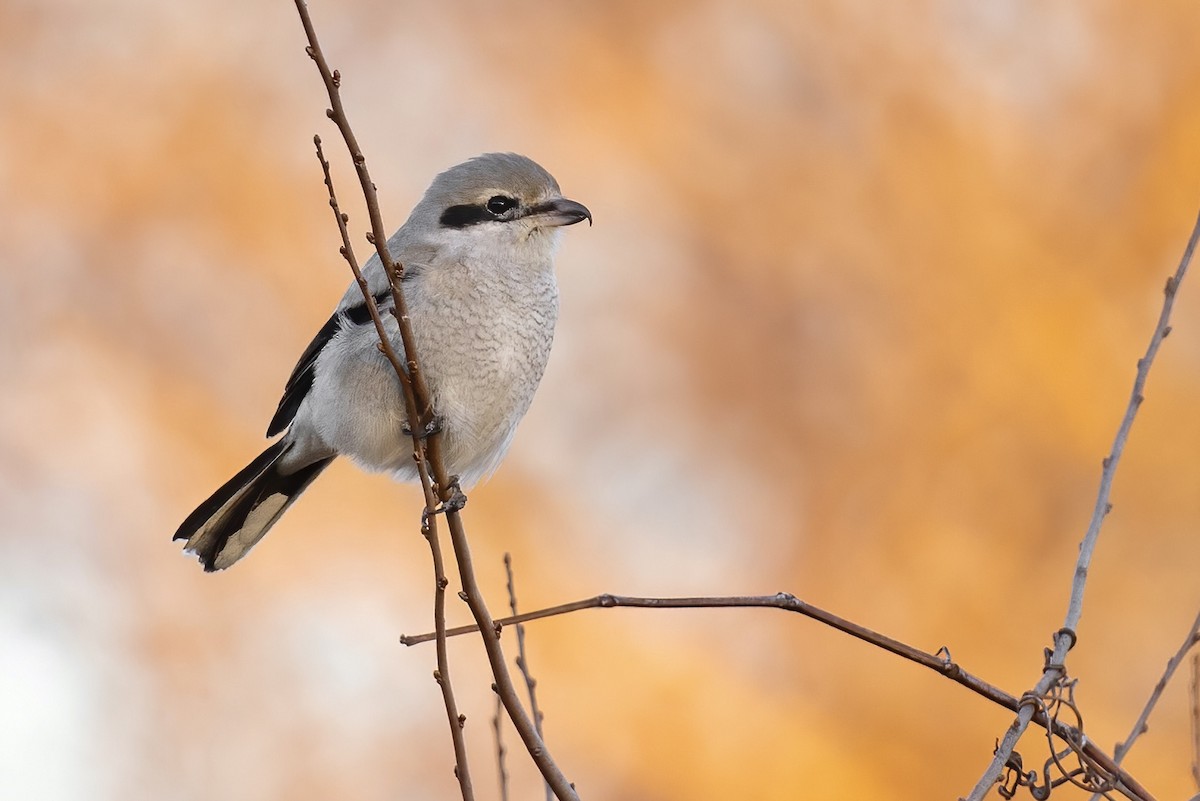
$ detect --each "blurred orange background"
[4,1,1200,799]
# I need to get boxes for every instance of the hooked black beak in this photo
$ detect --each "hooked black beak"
[526,197,592,228]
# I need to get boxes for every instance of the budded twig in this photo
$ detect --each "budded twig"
[1191,653,1200,791]
[293,2,577,799]
[404,589,1153,801]
[1112,610,1200,766]
[310,134,475,800]
[963,208,1200,800]
[504,554,552,801]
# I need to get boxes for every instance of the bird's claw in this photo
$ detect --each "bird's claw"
[402,413,444,440]
[421,476,467,526]
[423,415,443,437]
[440,477,467,513]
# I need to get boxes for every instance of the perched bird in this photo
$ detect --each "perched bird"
[174,153,590,571]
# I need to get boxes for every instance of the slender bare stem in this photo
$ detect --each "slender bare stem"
[963,208,1200,801]
[300,6,470,797]
[404,589,1145,800]
[1192,653,1200,790]
[294,4,576,798]
[310,134,474,800]
[441,510,578,800]
[1082,608,1200,800]
[493,694,509,801]
[1113,609,1200,764]
[399,591,1032,706]
[504,554,551,801]
[309,137,411,412]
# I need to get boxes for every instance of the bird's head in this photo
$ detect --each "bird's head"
[409,153,591,256]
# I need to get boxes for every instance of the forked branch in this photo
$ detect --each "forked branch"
[311,134,475,800]
[964,208,1200,800]
[402,590,1150,800]
[293,2,577,799]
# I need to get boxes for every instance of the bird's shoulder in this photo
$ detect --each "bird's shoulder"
[266,240,436,438]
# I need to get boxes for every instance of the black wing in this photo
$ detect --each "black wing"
[265,292,390,437]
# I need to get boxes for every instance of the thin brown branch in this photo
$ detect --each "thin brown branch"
[311,134,475,800]
[1086,609,1200,801]
[504,554,551,801]
[403,590,1151,800]
[1112,609,1200,764]
[310,136,411,415]
[397,591,1031,707]
[294,4,576,799]
[296,0,434,430]
[1191,653,1200,790]
[963,207,1200,801]
[417,464,471,793]
[492,694,509,801]
[443,509,579,799]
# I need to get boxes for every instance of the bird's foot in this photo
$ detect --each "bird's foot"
[402,413,443,440]
[436,474,463,513]
[421,476,467,528]
[439,476,467,513]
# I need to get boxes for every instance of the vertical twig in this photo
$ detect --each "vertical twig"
[1191,653,1200,790]
[963,208,1200,800]
[299,3,471,796]
[505,554,552,801]
[293,3,577,798]
[443,513,578,799]
[310,135,475,800]
[493,694,509,801]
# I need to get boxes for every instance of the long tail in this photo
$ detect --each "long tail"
[174,441,334,572]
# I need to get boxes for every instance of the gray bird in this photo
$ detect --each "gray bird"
[174,153,590,571]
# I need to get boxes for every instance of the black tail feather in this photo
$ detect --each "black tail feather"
[175,442,334,571]
[174,441,288,542]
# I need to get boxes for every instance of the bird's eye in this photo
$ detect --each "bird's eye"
[486,195,518,216]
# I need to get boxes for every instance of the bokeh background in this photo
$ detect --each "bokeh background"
[4,1,1200,799]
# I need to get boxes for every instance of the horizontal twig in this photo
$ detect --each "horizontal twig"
[402,592,1026,705]
[400,590,1148,800]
